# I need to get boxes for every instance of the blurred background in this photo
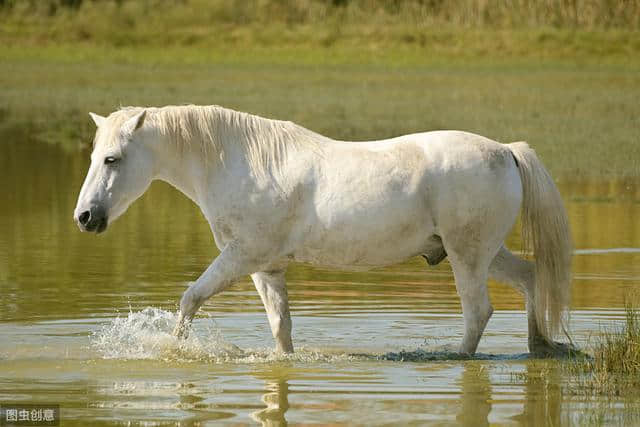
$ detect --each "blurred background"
[1,0,638,174]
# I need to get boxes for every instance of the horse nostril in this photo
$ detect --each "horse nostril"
[78,210,91,226]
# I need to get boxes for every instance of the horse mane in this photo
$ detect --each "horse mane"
[112,105,330,178]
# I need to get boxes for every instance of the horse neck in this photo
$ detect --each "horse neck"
[148,108,314,204]
[150,134,210,207]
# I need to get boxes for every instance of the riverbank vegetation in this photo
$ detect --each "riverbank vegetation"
[1,1,638,178]
[1,0,639,58]
[567,301,640,396]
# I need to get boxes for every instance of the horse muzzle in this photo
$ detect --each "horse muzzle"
[75,205,108,233]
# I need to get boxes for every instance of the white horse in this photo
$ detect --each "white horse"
[74,105,572,356]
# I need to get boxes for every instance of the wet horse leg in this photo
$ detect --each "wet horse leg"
[251,270,294,353]
[174,244,259,338]
[489,246,573,356]
[448,254,494,355]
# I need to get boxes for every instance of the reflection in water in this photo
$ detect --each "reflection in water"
[251,367,290,426]
[457,363,491,427]
[514,362,562,426]
[251,380,290,426]
[456,362,564,427]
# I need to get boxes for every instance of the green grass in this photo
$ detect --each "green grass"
[1,0,639,63]
[2,0,639,46]
[1,1,639,178]
[567,301,640,396]
[2,42,638,178]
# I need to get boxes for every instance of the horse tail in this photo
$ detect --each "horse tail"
[507,141,572,340]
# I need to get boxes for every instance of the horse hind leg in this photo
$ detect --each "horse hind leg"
[489,246,572,356]
[251,270,294,354]
[488,247,541,350]
[439,216,511,355]
[446,252,494,355]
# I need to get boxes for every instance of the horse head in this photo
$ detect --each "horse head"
[74,109,154,233]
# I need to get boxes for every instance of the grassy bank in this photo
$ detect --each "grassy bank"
[1,1,639,178]
[1,0,639,47]
[1,0,639,64]
[1,0,639,62]
[567,301,640,397]
[1,42,638,178]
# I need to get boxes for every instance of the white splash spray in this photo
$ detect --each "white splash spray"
[90,307,360,363]
[90,307,244,362]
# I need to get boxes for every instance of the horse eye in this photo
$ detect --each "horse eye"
[104,156,119,165]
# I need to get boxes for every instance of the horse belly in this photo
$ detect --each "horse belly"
[292,201,433,269]
[286,139,437,268]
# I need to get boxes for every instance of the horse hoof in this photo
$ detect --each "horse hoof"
[173,325,188,339]
[174,327,190,339]
[530,339,582,359]
[172,314,191,339]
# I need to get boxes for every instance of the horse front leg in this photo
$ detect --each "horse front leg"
[173,244,257,338]
[251,270,294,353]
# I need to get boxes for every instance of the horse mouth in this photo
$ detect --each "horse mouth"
[95,218,108,234]
[84,217,108,234]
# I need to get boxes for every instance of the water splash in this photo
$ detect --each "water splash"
[90,307,361,363]
[91,307,244,362]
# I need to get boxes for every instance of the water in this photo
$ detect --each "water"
[1,134,639,425]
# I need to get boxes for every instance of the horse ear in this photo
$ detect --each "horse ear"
[133,109,146,131]
[123,109,147,134]
[89,112,106,128]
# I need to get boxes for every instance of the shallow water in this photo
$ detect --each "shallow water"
[1,135,640,425]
